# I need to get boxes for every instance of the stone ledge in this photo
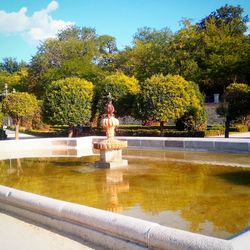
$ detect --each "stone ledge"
[0,186,233,250]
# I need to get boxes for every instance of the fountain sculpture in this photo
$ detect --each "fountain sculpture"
[93,97,128,168]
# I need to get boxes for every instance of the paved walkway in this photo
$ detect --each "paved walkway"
[0,212,98,250]
[5,129,36,139]
[208,131,250,139]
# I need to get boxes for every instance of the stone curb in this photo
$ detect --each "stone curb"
[0,186,233,250]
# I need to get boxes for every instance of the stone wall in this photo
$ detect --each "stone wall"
[118,104,225,125]
[205,103,224,125]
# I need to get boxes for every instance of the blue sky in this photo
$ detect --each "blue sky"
[0,0,249,62]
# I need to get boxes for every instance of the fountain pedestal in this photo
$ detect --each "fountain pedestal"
[93,113,128,168]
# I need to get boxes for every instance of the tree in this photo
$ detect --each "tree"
[217,83,250,138]
[0,67,29,93]
[197,4,249,35]
[194,5,249,94]
[0,57,27,74]
[135,74,200,134]
[110,27,173,82]
[1,92,39,139]
[94,72,139,120]
[175,83,207,131]
[28,26,116,98]
[167,19,200,82]
[43,77,93,125]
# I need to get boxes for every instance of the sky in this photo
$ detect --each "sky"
[0,0,249,62]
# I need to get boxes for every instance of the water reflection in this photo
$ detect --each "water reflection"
[103,170,129,212]
[0,150,250,239]
[6,159,23,177]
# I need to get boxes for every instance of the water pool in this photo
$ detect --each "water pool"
[0,149,249,239]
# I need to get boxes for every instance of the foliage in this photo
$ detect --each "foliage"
[175,83,207,131]
[43,77,93,125]
[135,74,200,126]
[110,27,173,82]
[1,92,39,139]
[28,26,116,98]
[217,83,250,137]
[167,19,200,82]
[197,4,249,35]
[218,83,250,119]
[175,107,207,132]
[0,129,7,140]
[2,92,39,122]
[230,123,249,132]
[163,6,250,95]
[0,67,29,93]
[0,57,27,74]
[94,72,139,118]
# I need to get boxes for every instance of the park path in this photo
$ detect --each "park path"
[0,212,98,250]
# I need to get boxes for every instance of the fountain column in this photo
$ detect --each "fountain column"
[93,100,128,168]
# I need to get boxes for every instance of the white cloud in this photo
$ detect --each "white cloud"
[0,7,29,32]
[0,1,74,44]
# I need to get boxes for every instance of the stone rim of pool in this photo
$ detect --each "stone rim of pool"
[0,136,249,250]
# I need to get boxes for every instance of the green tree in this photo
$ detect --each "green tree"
[197,4,249,35]
[135,74,200,134]
[175,83,207,131]
[217,83,250,138]
[0,57,27,73]
[168,19,200,82]
[0,67,29,93]
[94,72,139,120]
[194,5,249,94]
[196,18,249,93]
[166,6,250,95]
[111,27,173,82]
[1,92,39,139]
[43,77,93,125]
[28,26,116,98]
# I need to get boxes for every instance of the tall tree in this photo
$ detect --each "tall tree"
[110,27,173,82]
[28,26,117,98]
[197,4,249,35]
[195,5,249,93]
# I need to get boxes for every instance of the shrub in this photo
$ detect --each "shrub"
[43,77,93,125]
[0,129,7,140]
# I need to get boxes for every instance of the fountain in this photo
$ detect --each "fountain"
[93,96,128,168]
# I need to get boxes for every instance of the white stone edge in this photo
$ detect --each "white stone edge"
[0,185,233,250]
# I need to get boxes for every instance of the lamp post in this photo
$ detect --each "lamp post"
[4,83,8,97]
[1,83,11,127]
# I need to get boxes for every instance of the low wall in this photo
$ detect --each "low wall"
[0,136,249,160]
[114,137,250,154]
[0,137,94,160]
[0,186,233,250]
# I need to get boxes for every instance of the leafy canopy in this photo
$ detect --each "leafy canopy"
[28,26,117,98]
[1,92,39,123]
[95,72,139,117]
[135,74,200,123]
[43,77,93,125]
[217,83,250,120]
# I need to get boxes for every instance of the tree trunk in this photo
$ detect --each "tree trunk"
[15,120,20,140]
[160,121,164,137]
[224,116,230,138]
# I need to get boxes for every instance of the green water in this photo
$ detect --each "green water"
[0,149,249,239]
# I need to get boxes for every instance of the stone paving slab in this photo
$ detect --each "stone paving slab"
[0,212,96,250]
